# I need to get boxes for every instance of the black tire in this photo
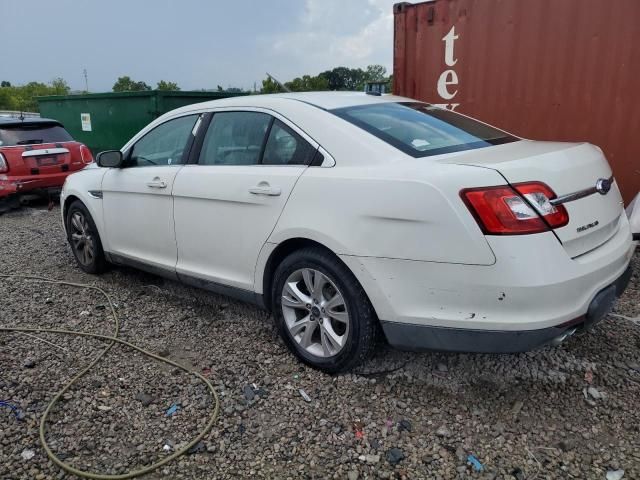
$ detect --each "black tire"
[66,200,107,274]
[272,247,378,373]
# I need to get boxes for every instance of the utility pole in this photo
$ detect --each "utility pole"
[83,69,89,93]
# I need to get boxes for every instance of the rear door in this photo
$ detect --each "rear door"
[173,110,317,291]
[101,114,199,272]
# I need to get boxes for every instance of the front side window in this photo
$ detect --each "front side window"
[128,115,197,167]
[262,120,316,165]
[332,102,518,158]
[199,112,271,166]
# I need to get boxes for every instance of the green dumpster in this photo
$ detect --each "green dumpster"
[36,90,246,154]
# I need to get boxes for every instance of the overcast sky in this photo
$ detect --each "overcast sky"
[0,0,399,92]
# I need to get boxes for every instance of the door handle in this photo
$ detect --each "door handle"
[146,178,167,189]
[249,183,281,196]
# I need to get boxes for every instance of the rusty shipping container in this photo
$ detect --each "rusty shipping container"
[393,0,640,204]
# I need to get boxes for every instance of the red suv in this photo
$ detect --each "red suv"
[0,117,93,212]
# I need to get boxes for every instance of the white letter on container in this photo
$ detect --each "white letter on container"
[437,70,459,100]
[442,26,459,67]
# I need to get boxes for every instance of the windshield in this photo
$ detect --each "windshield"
[331,102,518,158]
[0,123,73,147]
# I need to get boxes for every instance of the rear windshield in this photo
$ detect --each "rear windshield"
[331,102,518,157]
[0,123,73,147]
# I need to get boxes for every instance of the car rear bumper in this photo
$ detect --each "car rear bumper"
[0,172,71,198]
[379,265,633,352]
[340,213,635,352]
[0,178,19,198]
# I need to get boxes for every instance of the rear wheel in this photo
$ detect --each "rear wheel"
[272,247,378,373]
[66,201,106,274]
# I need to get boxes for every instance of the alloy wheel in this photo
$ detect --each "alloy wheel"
[70,211,95,266]
[281,268,350,358]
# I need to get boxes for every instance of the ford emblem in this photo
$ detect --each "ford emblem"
[595,178,612,195]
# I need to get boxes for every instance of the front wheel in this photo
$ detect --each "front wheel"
[272,247,378,373]
[66,201,106,274]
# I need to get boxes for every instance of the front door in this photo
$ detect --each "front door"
[101,114,199,272]
[173,110,317,291]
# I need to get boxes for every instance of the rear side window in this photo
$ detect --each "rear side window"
[262,120,316,166]
[332,102,518,158]
[0,123,73,146]
[199,112,271,166]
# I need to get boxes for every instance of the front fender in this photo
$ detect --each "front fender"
[61,168,108,249]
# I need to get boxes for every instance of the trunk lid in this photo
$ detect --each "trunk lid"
[441,140,625,257]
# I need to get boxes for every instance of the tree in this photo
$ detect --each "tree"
[365,65,387,82]
[284,74,329,92]
[1,81,11,88]
[50,77,70,95]
[156,80,180,91]
[319,67,367,91]
[261,76,283,94]
[0,79,71,112]
[112,76,151,92]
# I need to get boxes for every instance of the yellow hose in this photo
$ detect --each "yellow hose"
[0,274,219,480]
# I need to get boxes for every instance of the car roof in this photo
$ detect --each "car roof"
[173,91,418,114]
[0,116,63,128]
[267,92,416,110]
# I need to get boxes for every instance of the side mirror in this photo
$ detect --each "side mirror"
[96,150,123,168]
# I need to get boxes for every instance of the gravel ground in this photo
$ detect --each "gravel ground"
[1,204,639,480]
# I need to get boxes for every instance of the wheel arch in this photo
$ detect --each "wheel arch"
[62,194,81,223]
[61,193,108,251]
[261,238,326,311]
[260,237,376,315]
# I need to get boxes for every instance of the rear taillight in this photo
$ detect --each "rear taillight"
[0,153,7,173]
[80,144,94,164]
[461,182,569,235]
[512,182,569,229]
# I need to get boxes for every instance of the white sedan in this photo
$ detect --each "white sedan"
[61,92,635,372]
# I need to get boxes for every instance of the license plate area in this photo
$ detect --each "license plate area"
[37,156,59,167]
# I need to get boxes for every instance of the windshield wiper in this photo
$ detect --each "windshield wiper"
[16,139,44,145]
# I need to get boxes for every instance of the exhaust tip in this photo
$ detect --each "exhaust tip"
[550,328,577,346]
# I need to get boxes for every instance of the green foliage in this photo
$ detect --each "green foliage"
[285,75,329,92]
[112,76,152,92]
[50,77,70,95]
[365,65,387,82]
[156,80,180,91]
[260,64,390,94]
[0,78,71,112]
[261,76,283,94]
[319,66,366,91]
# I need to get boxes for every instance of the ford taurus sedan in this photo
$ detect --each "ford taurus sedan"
[60,92,635,372]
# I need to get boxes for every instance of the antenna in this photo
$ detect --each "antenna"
[266,73,291,93]
[83,68,89,92]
